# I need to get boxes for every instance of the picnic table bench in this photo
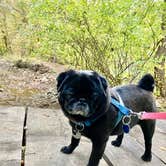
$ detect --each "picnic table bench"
[0,106,165,166]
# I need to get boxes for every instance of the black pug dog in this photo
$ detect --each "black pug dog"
[56,70,156,166]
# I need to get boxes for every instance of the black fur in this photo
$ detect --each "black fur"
[138,74,155,92]
[57,70,156,166]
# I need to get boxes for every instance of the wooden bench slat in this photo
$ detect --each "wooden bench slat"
[0,105,164,166]
[105,133,165,166]
[129,122,166,164]
[25,108,107,166]
[156,120,166,134]
[25,108,166,166]
[0,106,25,166]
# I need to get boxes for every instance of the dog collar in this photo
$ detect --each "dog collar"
[70,108,108,129]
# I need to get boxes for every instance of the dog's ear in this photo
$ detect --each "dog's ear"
[98,75,108,91]
[56,72,67,91]
[93,72,108,91]
[56,70,75,92]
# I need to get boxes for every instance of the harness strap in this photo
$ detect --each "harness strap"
[114,111,123,128]
[111,98,131,115]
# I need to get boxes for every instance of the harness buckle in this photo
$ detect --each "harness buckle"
[130,111,144,119]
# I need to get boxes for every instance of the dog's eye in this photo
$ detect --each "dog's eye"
[93,92,99,95]
[66,94,72,98]
[92,92,99,98]
[63,93,73,100]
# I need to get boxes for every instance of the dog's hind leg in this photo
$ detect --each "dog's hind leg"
[139,120,156,162]
[111,133,124,147]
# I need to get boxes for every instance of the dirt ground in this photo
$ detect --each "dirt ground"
[0,58,165,110]
[0,58,67,108]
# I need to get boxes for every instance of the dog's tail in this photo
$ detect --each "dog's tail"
[138,74,155,92]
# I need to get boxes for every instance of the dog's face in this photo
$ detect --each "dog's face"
[57,70,110,122]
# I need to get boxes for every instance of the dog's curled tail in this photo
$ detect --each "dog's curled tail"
[138,74,155,92]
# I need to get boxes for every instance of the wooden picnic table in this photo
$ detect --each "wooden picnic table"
[0,106,165,166]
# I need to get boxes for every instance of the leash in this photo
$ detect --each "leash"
[135,112,166,120]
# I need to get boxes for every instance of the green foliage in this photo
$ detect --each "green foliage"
[27,0,164,85]
[0,0,164,86]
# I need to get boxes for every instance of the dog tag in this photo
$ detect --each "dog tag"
[123,124,130,133]
[72,131,81,139]
[122,115,131,133]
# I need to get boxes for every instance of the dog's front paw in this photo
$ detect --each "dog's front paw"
[141,153,152,162]
[61,146,73,154]
[111,140,121,147]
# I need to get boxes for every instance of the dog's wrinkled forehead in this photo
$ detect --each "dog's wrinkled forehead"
[56,70,108,93]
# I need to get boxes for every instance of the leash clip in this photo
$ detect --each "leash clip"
[130,111,144,119]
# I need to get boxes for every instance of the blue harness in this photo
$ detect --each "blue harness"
[111,98,132,133]
[74,97,131,132]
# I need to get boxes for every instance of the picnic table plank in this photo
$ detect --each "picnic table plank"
[0,106,25,166]
[157,120,166,132]
[104,121,166,166]
[25,108,107,166]
[129,121,166,164]
[105,135,165,166]
[1,106,165,166]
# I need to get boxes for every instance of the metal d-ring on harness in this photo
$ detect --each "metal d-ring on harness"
[122,115,131,133]
[121,111,138,133]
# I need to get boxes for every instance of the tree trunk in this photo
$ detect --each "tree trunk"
[154,0,166,98]
[1,12,12,53]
